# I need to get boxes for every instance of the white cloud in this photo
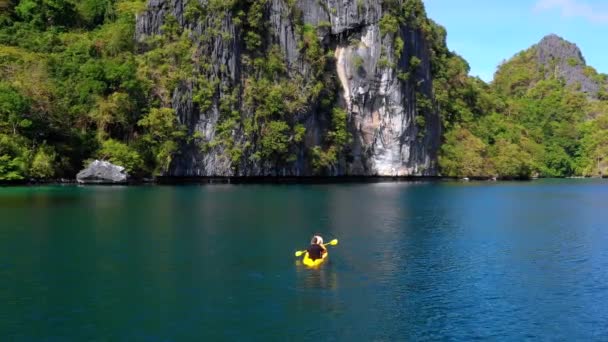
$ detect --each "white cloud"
[535,0,608,24]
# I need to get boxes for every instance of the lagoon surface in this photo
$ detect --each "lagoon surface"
[1,180,608,340]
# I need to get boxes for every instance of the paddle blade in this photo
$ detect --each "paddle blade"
[329,239,338,246]
[295,250,305,257]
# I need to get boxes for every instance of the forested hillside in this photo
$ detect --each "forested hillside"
[0,0,155,180]
[0,0,606,180]
[440,34,608,178]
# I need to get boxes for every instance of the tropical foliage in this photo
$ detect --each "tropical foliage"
[436,42,608,178]
[0,0,606,181]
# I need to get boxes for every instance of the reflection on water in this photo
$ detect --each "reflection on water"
[0,186,82,209]
[295,261,339,290]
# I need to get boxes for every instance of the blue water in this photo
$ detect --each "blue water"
[1,180,607,340]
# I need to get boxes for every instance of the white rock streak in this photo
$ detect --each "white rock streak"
[334,47,351,109]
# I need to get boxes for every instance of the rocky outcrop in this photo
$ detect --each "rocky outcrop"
[535,34,601,97]
[76,160,128,184]
[135,0,441,176]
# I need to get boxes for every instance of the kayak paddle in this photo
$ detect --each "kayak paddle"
[294,239,339,257]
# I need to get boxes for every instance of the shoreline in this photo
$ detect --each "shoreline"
[0,175,606,186]
[155,175,448,184]
[2,176,447,186]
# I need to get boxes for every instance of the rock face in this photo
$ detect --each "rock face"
[76,160,128,184]
[135,0,441,176]
[535,34,600,97]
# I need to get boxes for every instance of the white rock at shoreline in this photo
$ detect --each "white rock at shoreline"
[76,160,128,184]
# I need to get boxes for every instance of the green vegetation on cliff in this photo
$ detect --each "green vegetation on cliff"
[0,0,607,180]
[0,0,369,178]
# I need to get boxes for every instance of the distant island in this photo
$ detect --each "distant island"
[0,0,606,182]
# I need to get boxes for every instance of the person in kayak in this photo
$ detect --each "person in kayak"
[306,235,327,261]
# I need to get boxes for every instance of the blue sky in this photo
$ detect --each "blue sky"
[424,0,608,82]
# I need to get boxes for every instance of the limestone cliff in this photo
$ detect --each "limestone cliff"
[135,0,442,176]
[535,34,601,97]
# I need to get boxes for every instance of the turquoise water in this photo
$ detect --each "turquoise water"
[1,180,607,340]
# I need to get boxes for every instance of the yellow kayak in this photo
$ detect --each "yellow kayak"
[302,251,328,267]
